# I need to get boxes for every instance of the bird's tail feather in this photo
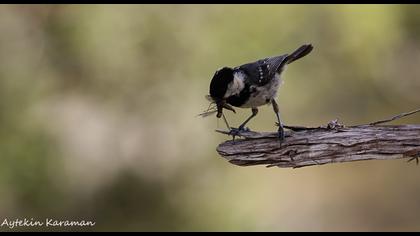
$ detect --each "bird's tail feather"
[286,44,313,64]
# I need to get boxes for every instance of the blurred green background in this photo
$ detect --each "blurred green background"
[0,4,420,232]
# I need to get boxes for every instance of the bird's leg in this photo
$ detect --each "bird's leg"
[222,113,231,130]
[238,107,258,130]
[272,99,285,141]
[229,108,258,140]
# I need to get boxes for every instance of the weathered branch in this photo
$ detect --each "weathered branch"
[216,109,420,168]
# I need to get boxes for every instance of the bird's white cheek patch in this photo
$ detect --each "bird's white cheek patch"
[224,73,245,98]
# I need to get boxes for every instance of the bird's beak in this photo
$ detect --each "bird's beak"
[216,100,236,118]
[216,103,223,118]
[223,103,236,113]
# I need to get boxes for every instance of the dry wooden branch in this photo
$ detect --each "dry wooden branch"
[216,109,420,168]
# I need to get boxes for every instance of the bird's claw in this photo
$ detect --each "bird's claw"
[278,127,285,141]
[275,122,286,141]
[228,126,250,141]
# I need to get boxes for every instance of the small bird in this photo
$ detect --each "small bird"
[204,44,313,140]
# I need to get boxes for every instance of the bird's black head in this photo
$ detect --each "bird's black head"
[209,67,234,102]
[209,67,234,118]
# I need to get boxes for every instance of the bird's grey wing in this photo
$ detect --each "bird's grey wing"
[265,54,289,78]
[234,44,313,86]
[236,54,288,86]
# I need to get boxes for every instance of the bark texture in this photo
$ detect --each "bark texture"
[216,121,420,168]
